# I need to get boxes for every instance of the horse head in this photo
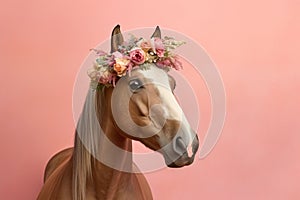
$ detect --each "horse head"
[108,25,199,168]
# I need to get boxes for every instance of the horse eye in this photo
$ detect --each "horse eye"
[129,79,143,91]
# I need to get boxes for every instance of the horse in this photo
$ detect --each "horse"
[37,25,199,200]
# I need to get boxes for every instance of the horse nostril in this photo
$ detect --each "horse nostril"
[175,137,187,155]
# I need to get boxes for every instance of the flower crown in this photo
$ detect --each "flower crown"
[88,33,185,88]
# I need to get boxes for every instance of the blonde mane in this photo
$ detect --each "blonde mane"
[72,88,106,200]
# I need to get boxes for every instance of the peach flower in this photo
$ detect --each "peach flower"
[113,58,130,77]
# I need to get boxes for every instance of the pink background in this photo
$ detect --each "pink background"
[0,0,299,199]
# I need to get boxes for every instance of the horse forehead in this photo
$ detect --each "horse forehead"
[135,66,170,88]
[135,66,182,121]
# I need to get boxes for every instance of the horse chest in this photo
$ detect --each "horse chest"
[89,173,152,200]
[114,174,153,200]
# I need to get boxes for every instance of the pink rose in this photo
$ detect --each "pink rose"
[129,48,146,65]
[137,39,152,52]
[141,41,152,51]
[140,42,152,52]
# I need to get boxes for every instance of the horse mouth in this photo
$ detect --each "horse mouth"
[167,160,194,168]
[167,162,191,168]
[164,152,196,168]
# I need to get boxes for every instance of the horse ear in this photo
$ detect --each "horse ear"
[151,26,161,39]
[111,24,124,53]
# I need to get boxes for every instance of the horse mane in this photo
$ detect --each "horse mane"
[72,87,106,200]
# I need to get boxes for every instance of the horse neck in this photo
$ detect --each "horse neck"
[92,87,134,197]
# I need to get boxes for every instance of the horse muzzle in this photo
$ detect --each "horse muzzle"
[163,134,199,168]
